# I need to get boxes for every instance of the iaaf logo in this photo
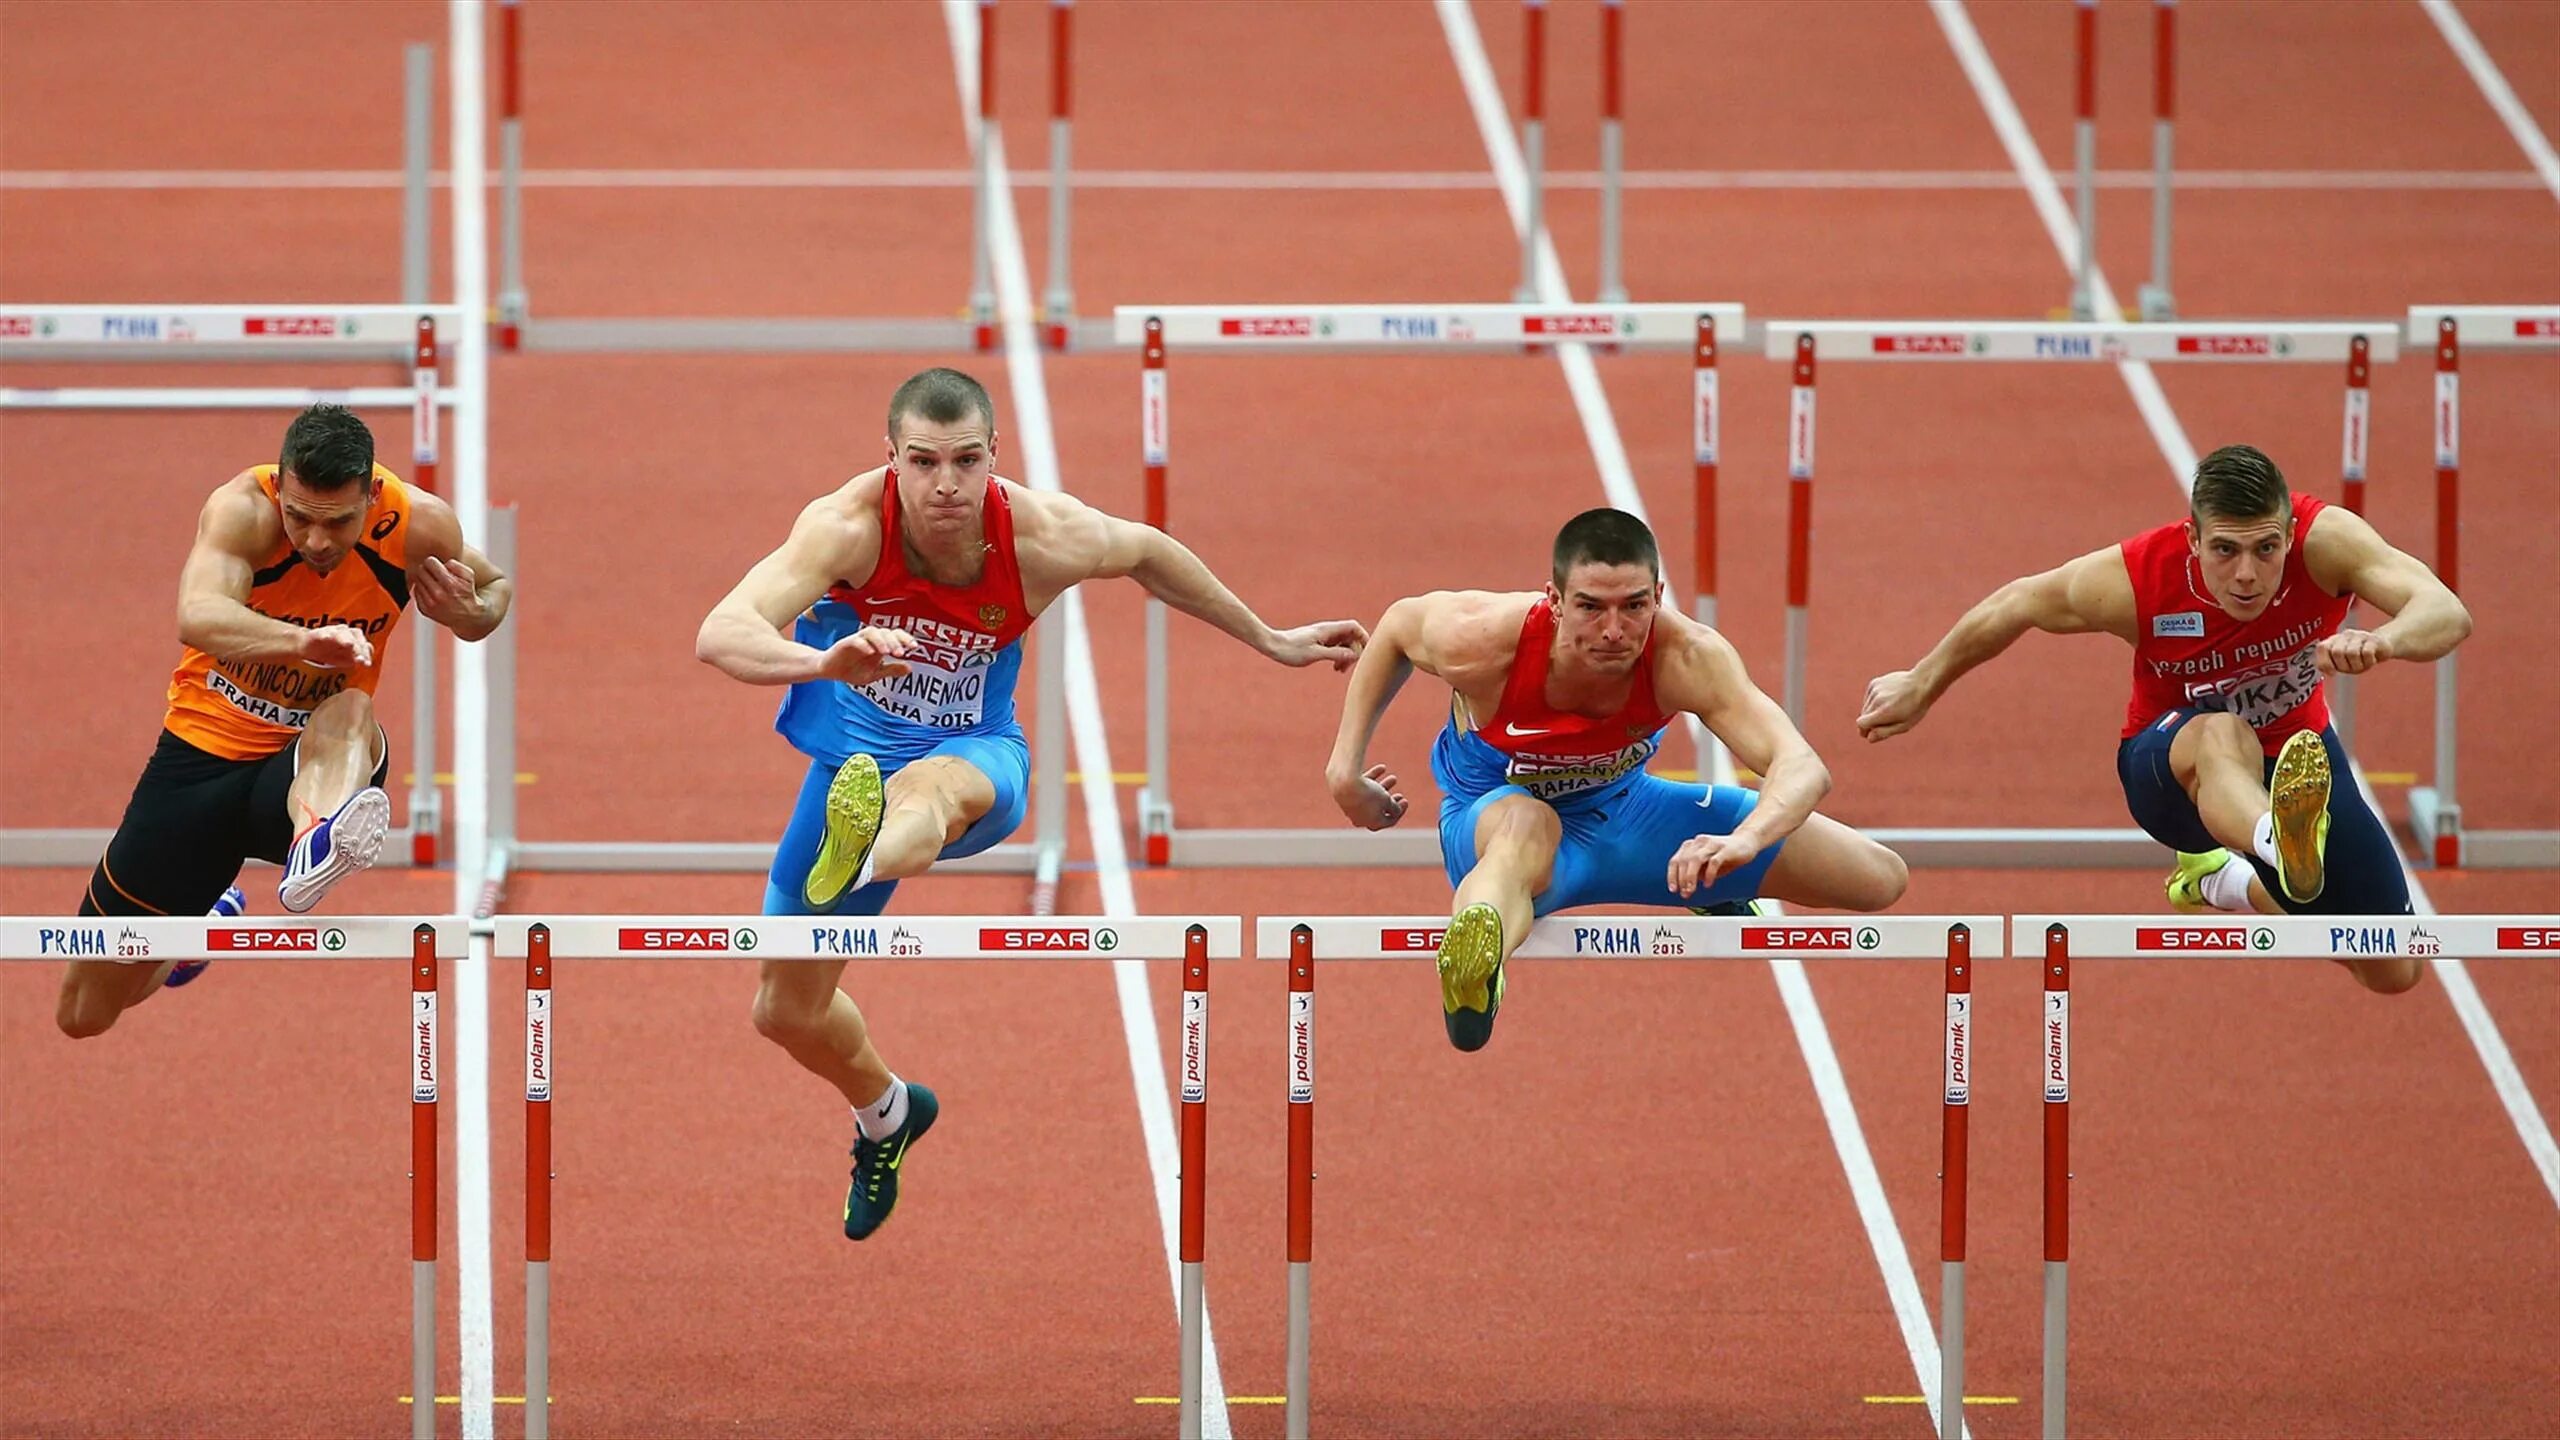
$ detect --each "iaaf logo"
[2498,927,2560,949]
[2176,335,2288,357]
[244,316,340,337]
[1288,993,1314,1104]
[2134,926,2276,951]
[1219,316,1314,337]
[1871,334,1976,355]
[1525,314,1632,338]
[616,927,755,952]
[980,926,1119,952]
[209,926,346,953]
[1382,927,1446,952]
[1740,925,1883,951]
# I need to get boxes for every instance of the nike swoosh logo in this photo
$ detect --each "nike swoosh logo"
[883,1134,911,1171]
[1502,723,1552,737]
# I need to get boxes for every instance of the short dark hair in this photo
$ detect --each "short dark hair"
[887,367,995,442]
[1551,507,1660,587]
[278,404,375,491]
[2191,445,2290,525]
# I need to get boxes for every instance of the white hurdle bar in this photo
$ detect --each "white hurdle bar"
[2401,306,2560,869]
[1259,913,2001,1440]
[0,303,472,872]
[489,915,1242,1440]
[1760,319,2401,868]
[2019,913,2560,1440]
[1113,302,1746,869]
[0,917,468,1440]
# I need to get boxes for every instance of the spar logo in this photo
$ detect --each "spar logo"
[245,316,341,338]
[1288,992,1314,1104]
[1525,314,1634,338]
[208,926,340,952]
[1739,925,1879,951]
[1382,927,1446,952]
[2514,318,2559,340]
[980,926,1118,952]
[2498,927,2560,950]
[1180,991,1207,1104]
[0,316,32,338]
[1871,333,1977,355]
[1219,316,1315,338]
[2133,925,2273,951]
[2176,334,2289,357]
[615,927,754,952]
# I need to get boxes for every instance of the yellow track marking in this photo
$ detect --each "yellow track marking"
[1864,1395,2019,1405]
[402,772,538,785]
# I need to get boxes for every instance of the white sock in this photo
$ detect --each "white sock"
[2201,854,2259,913]
[2251,812,2280,868]
[854,1077,909,1140]
[852,847,878,895]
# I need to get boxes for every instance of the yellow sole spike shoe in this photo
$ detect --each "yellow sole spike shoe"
[2269,730,2333,905]
[1436,902,1507,1053]
[2166,849,2234,914]
[805,753,886,909]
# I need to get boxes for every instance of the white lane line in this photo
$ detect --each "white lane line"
[2420,0,2560,207]
[942,4,1234,1433]
[1437,5,1968,1438]
[1932,0,2560,1216]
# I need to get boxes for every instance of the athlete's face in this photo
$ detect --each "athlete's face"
[276,470,377,575]
[2190,508,2291,621]
[889,411,998,540]
[1547,562,1661,675]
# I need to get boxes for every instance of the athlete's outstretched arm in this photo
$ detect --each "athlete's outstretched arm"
[1062,500,1368,668]
[405,492,513,642]
[1857,545,2134,741]
[1324,597,1427,829]
[176,481,373,669]
[695,496,914,687]
[1662,626,1830,879]
[2301,506,2473,675]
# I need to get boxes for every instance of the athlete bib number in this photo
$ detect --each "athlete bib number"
[2183,647,2321,730]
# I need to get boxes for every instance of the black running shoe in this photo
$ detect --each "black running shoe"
[843,1083,938,1241]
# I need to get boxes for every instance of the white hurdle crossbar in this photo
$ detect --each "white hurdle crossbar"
[1112,302,1746,869]
[2019,913,2559,1440]
[1761,319,2402,868]
[489,915,1242,1440]
[2401,306,2560,869]
[0,916,469,1440]
[0,303,474,873]
[1258,913,2000,1440]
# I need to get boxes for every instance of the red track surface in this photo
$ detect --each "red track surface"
[5,2,2558,1436]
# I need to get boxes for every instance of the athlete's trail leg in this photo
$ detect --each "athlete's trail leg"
[1757,812,1909,912]
[868,756,996,883]
[752,957,896,1107]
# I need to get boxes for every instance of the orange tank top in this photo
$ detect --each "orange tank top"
[163,464,413,759]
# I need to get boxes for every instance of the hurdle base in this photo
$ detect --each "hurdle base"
[2404,791,2559,867]
[1,826,422,868]
[518,316,1122,355]
[502,839,1052,874]
[2138,283,2177,322]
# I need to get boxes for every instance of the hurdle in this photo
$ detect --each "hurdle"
[2399,306,2560,869]
[1112,302,1745,868]
[0,916,467,1439]
[2020,913,2559,1439]
[1758,318,2400,867]
[0,304,474,872]
[493,914,1243,1440]
[1261,912,2000,1439]
[2066,0,2181,320]
[495,0,1100,356]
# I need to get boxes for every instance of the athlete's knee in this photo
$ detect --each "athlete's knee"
[2174,711,2258,774]
[750,985,826,1047]
[56,985,122,1040]
[308,687,376,735]
[1474,796,1560,858]
[1830,835,1909,912]
[2347,956,2425,996]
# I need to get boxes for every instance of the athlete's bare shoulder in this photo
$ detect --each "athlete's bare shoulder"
[196,469,281,555]
[1401,589,1534,683]
[790,466,887,582]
